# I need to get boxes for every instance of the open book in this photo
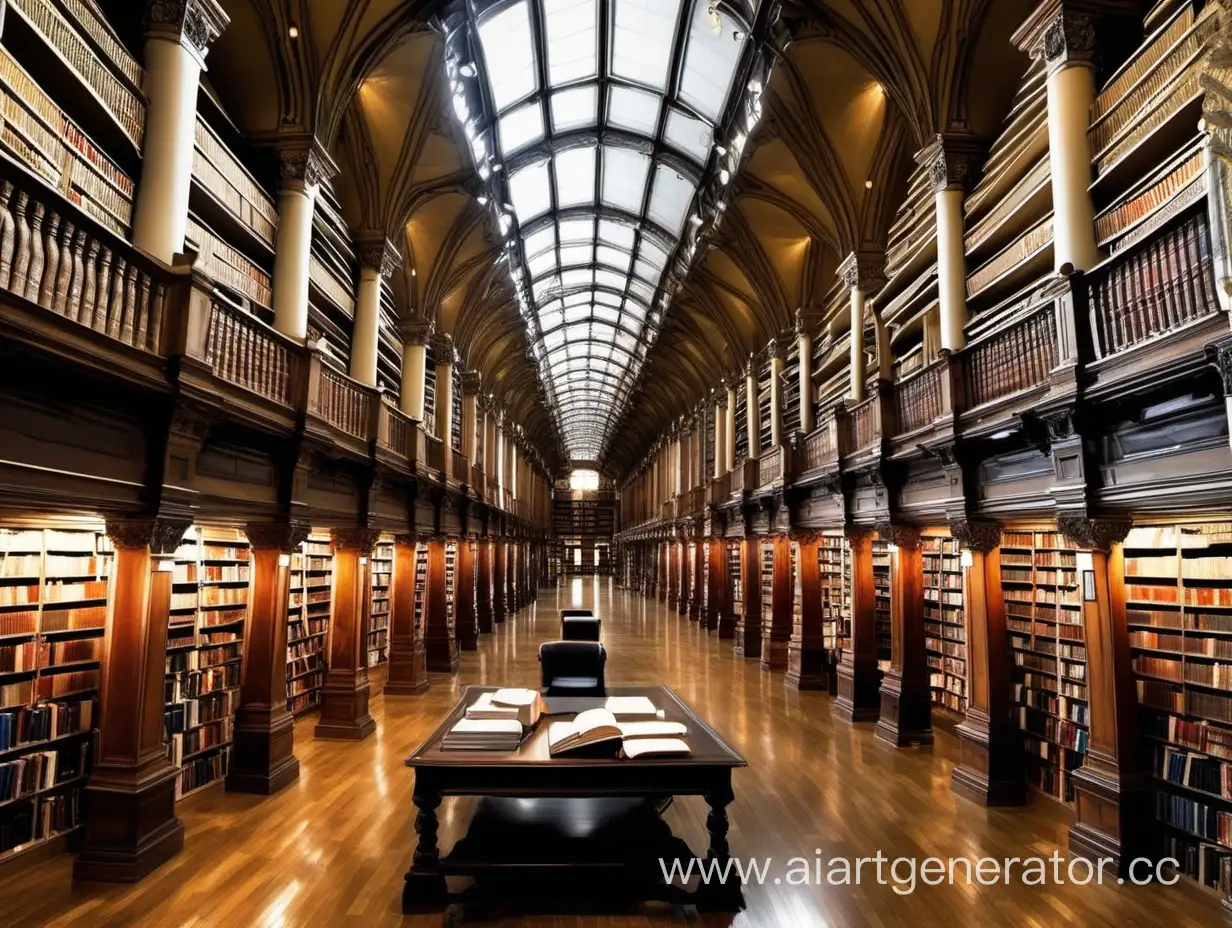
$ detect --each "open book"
[548,709,689,756]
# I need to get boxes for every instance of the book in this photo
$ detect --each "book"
[465,689,544,727]
[615,720,688,739]
[603,696,659,719]
[548,708,622,755]
[441,718,523,751]
[620,737,691,760]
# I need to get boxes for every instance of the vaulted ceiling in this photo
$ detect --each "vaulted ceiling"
[205,0,1036,477]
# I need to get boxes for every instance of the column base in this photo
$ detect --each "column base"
[832,659,880,723]
[1068,762,1152,876]
[874,671,934,747]
[73,762,183,883]
[386,644,429,695]
[227,708,300,795]
[950,713,1027,807]
[732,621,761,659]
[786,644,830,691]
[425,637,461,674]
[314,670,376,741]
[760,636,789,673]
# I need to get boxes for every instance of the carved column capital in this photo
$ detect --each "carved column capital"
[331,527,383,555]
[461,370,483,395]
[843,524,874,546]
[105,517,193,554]
[273,135,339,190]
[355,232,401,279]
[147,0,230,63]
[431,332,456,364]
[948,519,1001,553]
[1057,516,1132,553]
[836,251,886,293]
[918,134,984,194]
[399,319,433,346]
[1013,2,1099,71]
[245,522,310,554]
[875,521,920,550]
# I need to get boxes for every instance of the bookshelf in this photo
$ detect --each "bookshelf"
[412,541,429,643]
[687,542,697,612]
[757,359,773,452]
[818,532,849,656]
[728,542,742,619]
[0,525,107,863]
[1001,529,1089,805]
[781,342,801,438]
[701,541,710,618]
[287,532,332,716]
[367,536,393,668]
[759,539,774,637]
[444,541,458,639]
[923,534,967,715]
[1125,522,1232,899]
[165,526,247,801]
[734,384,748,463]
[872,540,891,672]
[790,539,802,653]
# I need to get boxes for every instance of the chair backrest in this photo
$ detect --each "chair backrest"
[539,641,606,696]
[559,609,594,619]
[561,615,601,641]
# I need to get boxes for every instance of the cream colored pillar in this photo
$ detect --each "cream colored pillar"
[433,333,455,448]
[1016,8,1101,275]
[134,0,229,263]
[936,187,968,350]
[713,395,726,479]
[724,382,737,472]
[399,321,431,420]
[461,371,481,462]
[745,361,760,459]
[837,252,886,403]
[796,318,813,433]
[350,236,397,388]
[768,341,783,448]
[271,140,336,340]
[495,412,507,500]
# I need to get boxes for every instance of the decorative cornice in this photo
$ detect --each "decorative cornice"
[331,527,383,555]
[274,135,339,189]
[948,519,1001,553]
[355,232,401,279]
[105,517,193,554]
[1012,1,1110,69]
[245,522,310,554]
[147,0,229,64]
[836,251,886,293]
[1057,516,1131,552]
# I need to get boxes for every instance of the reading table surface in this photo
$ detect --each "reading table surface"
[401,685,747,911]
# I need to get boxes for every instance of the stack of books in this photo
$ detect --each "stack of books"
[465,688,545,727]
[441,718,524,751]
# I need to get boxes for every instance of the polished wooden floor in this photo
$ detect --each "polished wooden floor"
[0,579,1222,927]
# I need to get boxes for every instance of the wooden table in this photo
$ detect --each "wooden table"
[402,685,747,911]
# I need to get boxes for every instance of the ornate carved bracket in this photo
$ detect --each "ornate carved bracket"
[1057,516,1131,552]
[245,522,310,554]
[275,135,339,189]
[355,232,401,279]
[1014,2,1098,71]
[105,517,194,554]
[875,521,920,550]
[331,527,383,555]
[147,0,230,63]
[431,332,456,364]
[398,319,433,346]
[917,133,984,194]
[836,250,887,293]
[948,519,1002,553]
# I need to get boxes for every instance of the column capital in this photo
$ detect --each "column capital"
[766,337,783,361]
[355,232,401,279]
[918,133,984,194]
[271,134,339,190]
[147,0,230,65]
[948,519,1001,553]
[461,370,483,395]
[836,251,886,293]
[1011,1,1133,70]
[245,522,311,554]
[712,387,729,409]
[398,318,434,345]
[330,527,383,555]
[431,332,456,363]
[875,521,920,550]
[104,517,193,554]
[1057,516,1132,553]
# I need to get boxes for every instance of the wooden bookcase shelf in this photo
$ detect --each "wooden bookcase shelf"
[818,533,849,655]
[872,540,891,672]
[1125,522,1232,898]
[0,525,107,863]
[728,542,742,619]
[1001,529,1089,806]
[444,542,457,637]
[367,537,393,669]
[165,526,247,801]
[287,532,332,716]
[412,542,428,643]
[923,534,967,715]
[759,539,774,635]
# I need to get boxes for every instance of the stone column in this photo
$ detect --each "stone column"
[745,360,760,460]
[424,539,459,672]
[75,518,190,882]
[133,0,229,263]
[712,392,727,478]
[948,520,1025,805]
[724,381,737,471]
[350,235,399,387]
[1016,5,1101,274]
[837,253,886,402]
[796,314,814,434]
[271,138,337,339]
[875,525,933,747]
[399,321,432,420]
[921,136,980,351]
[315,528,379,740]
[385,535,428,695]
[461,371,481,467]
[834,526,880,722]
[227,522,307,794]
[433,333,455,455]
[767,341,784,449]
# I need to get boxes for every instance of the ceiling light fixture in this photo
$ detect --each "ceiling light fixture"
[459,63,477,78]
[865,180,873,189]
[288,25,299,39]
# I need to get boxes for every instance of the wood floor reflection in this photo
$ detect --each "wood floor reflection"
[0,579,1222,927]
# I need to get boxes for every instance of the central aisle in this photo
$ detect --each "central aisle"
[0,580,1219,927]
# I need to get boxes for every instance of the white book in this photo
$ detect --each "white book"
[617,720,687,739]
[603,696,659,718]
[448,718,524,735]
[620,737,691,759]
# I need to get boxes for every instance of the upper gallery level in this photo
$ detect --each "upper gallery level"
[618,0,1232,537]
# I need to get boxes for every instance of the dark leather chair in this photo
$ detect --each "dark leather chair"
[539,641,606,696]
[560,609,601,641]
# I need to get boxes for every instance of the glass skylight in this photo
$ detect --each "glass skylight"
[466,0,753,461]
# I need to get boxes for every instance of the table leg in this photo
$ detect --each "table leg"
[402,787,447,910]
[698,780,744,911]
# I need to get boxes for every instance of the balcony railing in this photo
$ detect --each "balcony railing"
[963,305,1056,408]
[471,463,486,498]
[424,432,445,474]
[451,448,468,482]
[0,179,169,353]
[845,397,878,453]
[893,361,943,436]
[309,361,373,440]
[735,457,760,493]
[799,413,839,473]
[377,401,414,460]
[758,445,783,486]
[205,298,299,406]
[709,470,732,504]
